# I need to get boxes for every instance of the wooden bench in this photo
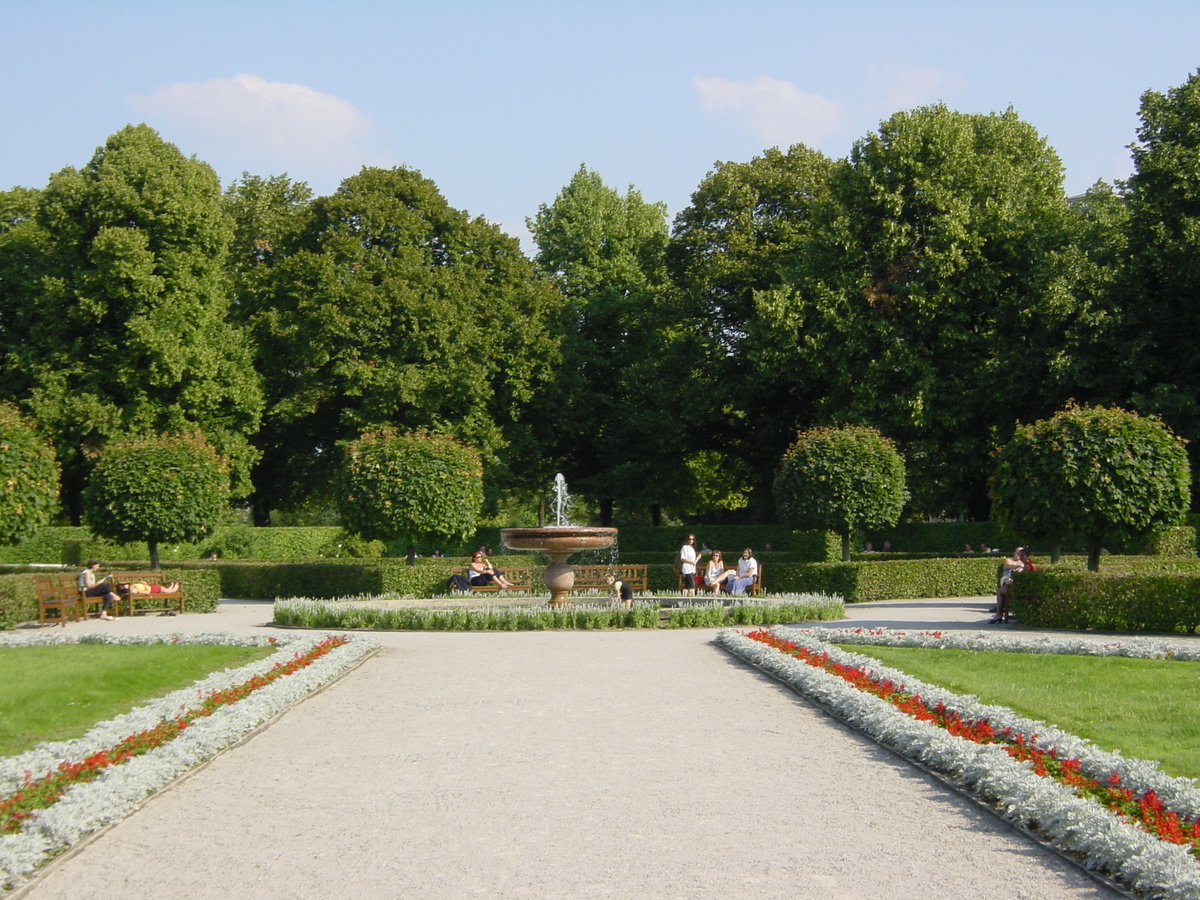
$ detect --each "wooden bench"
[571,564,648,594]
[680,560,764,596]
[463,566,534,594]
[36,574,79,626]
[113,572,185,616]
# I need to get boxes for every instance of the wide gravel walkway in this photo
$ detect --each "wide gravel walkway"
[18,597,1122,899]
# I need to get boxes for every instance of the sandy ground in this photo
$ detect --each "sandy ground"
[14,597,1128,899]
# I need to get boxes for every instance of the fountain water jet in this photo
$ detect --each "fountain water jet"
[500,475,617,607]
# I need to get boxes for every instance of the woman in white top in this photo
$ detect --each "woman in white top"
[727,548,758,595]
[678,534,699,595]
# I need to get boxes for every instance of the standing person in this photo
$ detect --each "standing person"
[77,559,119,620]
[678,534,699,595]
[727,548,759,595]
[989,547,1028,624]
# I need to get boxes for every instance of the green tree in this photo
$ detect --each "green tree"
[248,166,561,522]
[773,425,908,561]
[990,405,1190,571]
[4,125,262,521]
[667,145,836,514]
[336,429,482,545]
[82,431,230,569]
[754,106,1086,519]
[0,403,60,545]
[1122,70,1200,476]
[528,165,687,522]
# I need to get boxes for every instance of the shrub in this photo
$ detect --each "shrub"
[775,426,908,561]
[991,404,1191,571]
[83,432,230,569]
[337,429,482,546]
[1012,567,1200,632]
[0,404,59,546]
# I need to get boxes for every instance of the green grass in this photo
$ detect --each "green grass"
[0,644,275,757]
[838,645,1200,781]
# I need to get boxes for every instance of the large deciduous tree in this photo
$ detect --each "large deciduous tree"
[773,425,908,561]
[527,165,686,523]
[247,166,562,523]
[336,429,482,545]
[1122,70,1200,478]
[667,146,836,515]
[0,403,60,545]
[82,431,230,570]
[990,405,1190,571]
[3,125,262,521]
[754,106,1087,519]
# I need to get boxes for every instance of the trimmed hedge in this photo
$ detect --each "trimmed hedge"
[0,567,220,629]
[1012,567,1200,633]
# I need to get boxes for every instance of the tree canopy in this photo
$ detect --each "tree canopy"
[82,431,230,569]
[336,429,482,544]
[990,404,1190,570]
[773,425,908,561]
[0,403,59,545]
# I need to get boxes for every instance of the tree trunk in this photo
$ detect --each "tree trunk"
[651,504,662,527]
[250,490,272,527]
[537,497,546,527]
[1050,543,1062,564]
[148,538,161,571]
[841,531,851,562]
[1086,536,1101,572]
[600,497,613,527]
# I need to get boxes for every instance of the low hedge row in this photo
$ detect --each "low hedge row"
[0,568,221,629]
[1012,567,1200,633]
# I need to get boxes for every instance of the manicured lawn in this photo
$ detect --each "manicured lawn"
[837,646,1200,781]
[0,644,274,757]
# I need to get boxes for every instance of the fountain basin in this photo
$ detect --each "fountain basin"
[500,526,618,606]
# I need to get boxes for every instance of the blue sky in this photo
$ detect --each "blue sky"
[5,1,1200,250]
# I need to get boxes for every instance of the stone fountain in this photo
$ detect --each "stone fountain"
[500,475,617,607]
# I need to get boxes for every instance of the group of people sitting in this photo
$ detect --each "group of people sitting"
[678,535,759,595]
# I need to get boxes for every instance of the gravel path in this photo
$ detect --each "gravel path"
[18,599,1122,899]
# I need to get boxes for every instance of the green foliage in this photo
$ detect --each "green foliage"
[0,404,59,545]
[6,125,262,518]
[83,432,230,569]
[337,430,483,544]
[245,165,561,518]
[772,558,1000,603]
[1137,525,1197,557]
[1012,568,1200,632]
[991,404,1190,570]
[753,106,1085,519]
[775,425,908,560]
[861,522,1008,554]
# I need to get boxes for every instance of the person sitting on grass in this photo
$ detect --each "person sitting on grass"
[467,552,515,589]
[77,559,119,621]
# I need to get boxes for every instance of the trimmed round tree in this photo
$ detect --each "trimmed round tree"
[774,425,908,561]
[83,432,229,569]
[991,404,1190,571]
[0,403,60,545]
[337,430,482,546]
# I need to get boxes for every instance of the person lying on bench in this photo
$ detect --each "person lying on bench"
[467,552,515,589]
[118,580,182,595]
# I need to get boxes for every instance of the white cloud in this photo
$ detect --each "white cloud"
[692,75,846,147]
[871,64,966,111]
[127,74,386,176]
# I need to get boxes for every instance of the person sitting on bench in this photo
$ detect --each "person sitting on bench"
[78,559,119,621]
[467,552,514,589]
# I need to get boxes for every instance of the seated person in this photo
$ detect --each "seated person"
[704,550,735,594]
[726,548,758,595]
[467,552,515,589]
[606,574,634,609]
[77,559,119,621]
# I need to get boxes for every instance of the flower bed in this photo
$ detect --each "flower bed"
[0,630,379,888]
[716,626,1200,899]
[273,594,845,630]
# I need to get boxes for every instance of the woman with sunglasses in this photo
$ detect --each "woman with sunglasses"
[467,551,515,590]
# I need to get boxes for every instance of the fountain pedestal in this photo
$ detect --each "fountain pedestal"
[500,526,618,606]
